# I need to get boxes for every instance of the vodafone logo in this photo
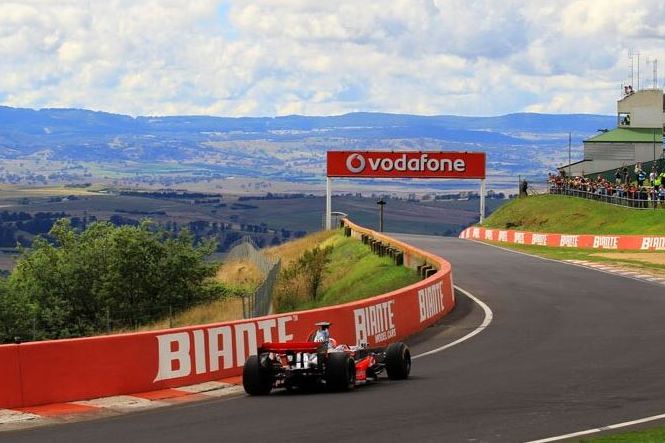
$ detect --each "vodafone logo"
[346,153,366,173]
[343,152,466,175]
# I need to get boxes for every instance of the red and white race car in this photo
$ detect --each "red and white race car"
[243,322,411,395]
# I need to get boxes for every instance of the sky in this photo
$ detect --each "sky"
[1,0,665,117]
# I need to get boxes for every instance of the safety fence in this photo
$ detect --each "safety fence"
[549,185,665,210]
[460,226,665,251]
[0,221,454,408]
[226,236,280,318]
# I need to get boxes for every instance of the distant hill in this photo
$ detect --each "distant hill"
[0,106,616,186]
[0,106,614,138]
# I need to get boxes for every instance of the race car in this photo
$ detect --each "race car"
[242,322,411,395]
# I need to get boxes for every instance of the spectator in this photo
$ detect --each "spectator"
[637,168,646,187]
[520,179,529,198]
[547,168,665,210]
[614,168,622,186]
[639,187,648,209]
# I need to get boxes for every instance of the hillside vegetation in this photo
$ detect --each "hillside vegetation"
[133,229,420,329]
[272,230,420,313]
[483,195,665,235]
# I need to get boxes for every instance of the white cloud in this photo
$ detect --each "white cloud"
[0,0,664,116]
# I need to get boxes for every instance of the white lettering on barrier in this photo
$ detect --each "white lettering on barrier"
[514,232,525,244]
[472,228,480,239]
[155,332,191,381]
[484,229,494,241]
[592,236,618,249]
[154,316,294,381]
[418,282,445,323]
[559,235,579,247]
[354,301,395,346]
[498,231,508,242]
[531,234,548,246]
[640,237,665,251]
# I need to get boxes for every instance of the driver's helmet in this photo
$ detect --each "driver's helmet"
[313,328,329,343]
[314,321,334,348]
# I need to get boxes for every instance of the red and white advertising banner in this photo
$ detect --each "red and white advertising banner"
[0,222,454,409]
[327,151,486,179]
[460,226,665,251]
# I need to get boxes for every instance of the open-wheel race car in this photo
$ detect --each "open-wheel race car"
[242,322,411,395]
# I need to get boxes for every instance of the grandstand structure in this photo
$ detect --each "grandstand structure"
[559,88,664,177]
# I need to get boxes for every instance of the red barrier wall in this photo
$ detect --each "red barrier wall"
[460,226,665,251]
[0,345,22,407]
[0,222,454,408]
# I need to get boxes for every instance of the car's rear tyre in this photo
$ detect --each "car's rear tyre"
[385,342,411,380]
[326,353,356,391]
[243,355,273,395]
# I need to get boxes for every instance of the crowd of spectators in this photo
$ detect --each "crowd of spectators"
[548,163,665,209]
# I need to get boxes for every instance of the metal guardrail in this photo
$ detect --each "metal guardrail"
[225,236,281,318]
[549,185,665,209]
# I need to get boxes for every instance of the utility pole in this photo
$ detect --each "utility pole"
[377,199,386,232]
[568,132,572,178]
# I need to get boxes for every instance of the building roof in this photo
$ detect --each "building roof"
[585,127,663,143]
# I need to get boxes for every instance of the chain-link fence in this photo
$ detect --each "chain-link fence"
[226,236,281,318]
[321,212,348,230]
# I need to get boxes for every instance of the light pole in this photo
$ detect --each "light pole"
[654,128,657,166]
[377,199,386,232]
[568,132,571,178]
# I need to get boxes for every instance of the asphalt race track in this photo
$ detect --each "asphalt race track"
[6,236,665,442]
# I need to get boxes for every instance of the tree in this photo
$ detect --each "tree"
[3,219,224,342]
[298,246,333,301]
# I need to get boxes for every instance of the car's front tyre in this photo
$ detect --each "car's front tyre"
[385,342,411,380]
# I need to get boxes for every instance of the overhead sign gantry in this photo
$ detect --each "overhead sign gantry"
[325,151,487,229]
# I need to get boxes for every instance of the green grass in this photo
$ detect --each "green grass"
[483,195,665,235]
[317,234,421,307]
[580,425,665,442]
[274,231,421,312]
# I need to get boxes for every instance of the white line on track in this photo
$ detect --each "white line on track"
[525,413,665,442]
[412,285,493,360]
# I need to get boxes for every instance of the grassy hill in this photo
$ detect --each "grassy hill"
[269,230,420,313]
[482,195,665,235]
[478,194,665,279]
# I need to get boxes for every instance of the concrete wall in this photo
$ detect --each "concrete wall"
[635,142,665,163]
[617,89,665,129]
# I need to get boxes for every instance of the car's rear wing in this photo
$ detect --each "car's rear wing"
[259,341,326,354]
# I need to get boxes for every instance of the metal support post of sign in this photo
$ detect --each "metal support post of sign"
[479,179,486,224]
[325,177,332,230]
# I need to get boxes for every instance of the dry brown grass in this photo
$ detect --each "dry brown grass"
[215,259,264,289]
[118,297,245,333]
[266,230,336,266]
[592,252,665,266]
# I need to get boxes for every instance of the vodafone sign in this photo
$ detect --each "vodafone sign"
[327,151,486,179]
